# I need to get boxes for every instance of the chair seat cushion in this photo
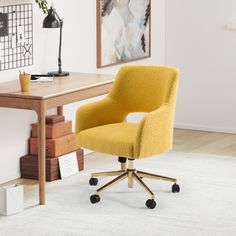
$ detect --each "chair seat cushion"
[77,123,138,158]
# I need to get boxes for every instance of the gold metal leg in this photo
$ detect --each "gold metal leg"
[128,171,133,188]
[91,158,178,203]
[133,172,155,199]
[96,172,128,194]
[92,170,125,177]
[127,159,134,188]
[137,171,177,183]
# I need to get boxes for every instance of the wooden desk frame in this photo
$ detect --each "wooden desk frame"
[0,73,113,205]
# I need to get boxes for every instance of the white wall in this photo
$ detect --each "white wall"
[42,0,165,74]
[0,0,165,184]
[0,0,46,184]
[166,0,236,133]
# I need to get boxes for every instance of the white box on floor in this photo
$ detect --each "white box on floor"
[0,185,24,216]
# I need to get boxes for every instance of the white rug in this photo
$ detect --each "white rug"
[0,152,236,236]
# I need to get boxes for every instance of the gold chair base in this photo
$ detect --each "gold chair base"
[91,159,177,200]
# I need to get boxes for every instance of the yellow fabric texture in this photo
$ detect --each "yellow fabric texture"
[75,66,179,158]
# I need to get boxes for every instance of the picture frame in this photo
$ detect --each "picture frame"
[97,0,151,68]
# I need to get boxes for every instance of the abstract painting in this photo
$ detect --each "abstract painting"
[97,0,151,68]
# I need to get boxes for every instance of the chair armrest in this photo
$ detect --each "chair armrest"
[75,97,127,134]
[134,104,175,158]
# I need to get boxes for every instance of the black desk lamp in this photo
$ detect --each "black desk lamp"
[43,7,69,77]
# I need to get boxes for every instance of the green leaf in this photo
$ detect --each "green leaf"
[35,0,48,14]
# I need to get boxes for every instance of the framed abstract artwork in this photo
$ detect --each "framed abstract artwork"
[97,0,151,68]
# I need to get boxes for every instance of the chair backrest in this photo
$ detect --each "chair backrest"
[108,66,179,113]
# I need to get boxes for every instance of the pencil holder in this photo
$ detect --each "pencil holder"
[19,74,31,92]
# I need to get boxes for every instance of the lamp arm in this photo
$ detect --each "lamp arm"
[54,9,63,74]
[54,10,62,22]
[58,21,63,74]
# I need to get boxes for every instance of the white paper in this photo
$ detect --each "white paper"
[58,153,79,179]
[17,25,25,44]
[11,34,17,49]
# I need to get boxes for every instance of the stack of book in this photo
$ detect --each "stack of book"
[20,115,84,182]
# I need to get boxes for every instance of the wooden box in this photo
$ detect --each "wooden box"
[29,133,79,158]
[31,120,72,139]
[20,149,84,182]
[46,115,65,124]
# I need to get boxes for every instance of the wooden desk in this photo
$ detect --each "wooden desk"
[0,73,114,205]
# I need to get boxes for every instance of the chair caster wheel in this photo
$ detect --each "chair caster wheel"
[145,199,156,209]
[89,177,98,186]
[172,183,180,193]
[90,194,100,204]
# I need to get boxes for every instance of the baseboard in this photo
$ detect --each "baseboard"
[84,149,92,155]
[0,173,20,185]
[175,123,236,134]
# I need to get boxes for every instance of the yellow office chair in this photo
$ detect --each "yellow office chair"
[75,66,179,209]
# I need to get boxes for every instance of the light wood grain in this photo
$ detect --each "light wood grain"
[173,129,236,156]
[37,101,46,204]
[30,133,79,157]
[0,73,114,99]
[0,73,114,205]
[31,120,72,139]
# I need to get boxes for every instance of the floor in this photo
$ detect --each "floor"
[1,128,236,192]
[2,151,236,236]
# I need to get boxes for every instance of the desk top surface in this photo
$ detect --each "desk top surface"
[0,72,114,100]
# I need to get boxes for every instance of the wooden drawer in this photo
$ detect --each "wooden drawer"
[20,149,84,182]
[31,120,72,139]
[29,133,79,158]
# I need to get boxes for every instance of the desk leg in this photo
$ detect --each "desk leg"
[57,106,63,116]
[37,102,46,205]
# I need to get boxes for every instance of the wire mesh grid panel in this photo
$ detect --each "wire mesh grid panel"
[0,3,33,71]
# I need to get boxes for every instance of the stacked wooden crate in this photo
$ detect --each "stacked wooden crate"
[20,115,84,182]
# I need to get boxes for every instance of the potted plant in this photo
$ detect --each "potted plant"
[35,0,48,13]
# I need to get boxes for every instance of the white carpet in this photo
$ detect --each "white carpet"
[0,152,236,236]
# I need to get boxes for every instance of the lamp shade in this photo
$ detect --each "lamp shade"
[43,8,60,28]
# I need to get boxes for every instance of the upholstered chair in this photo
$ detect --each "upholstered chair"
[75,66,179,209]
